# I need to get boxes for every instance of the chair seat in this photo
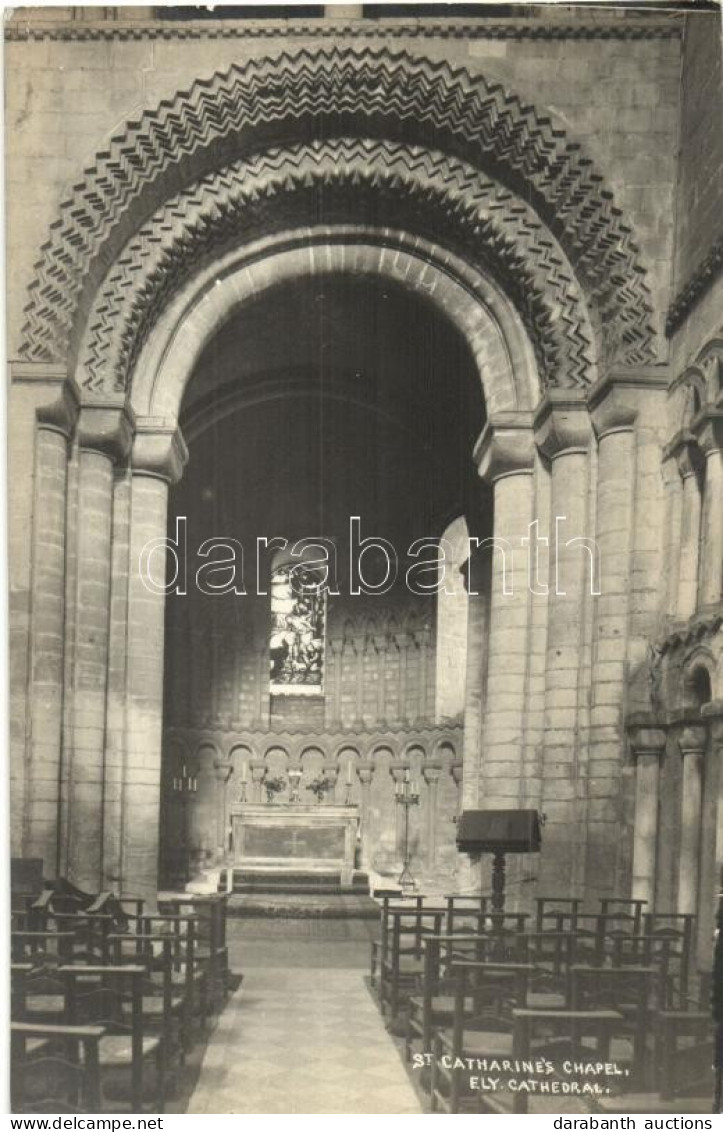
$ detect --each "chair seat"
[98,1034,161,1065]
[24,995,65,1014]
[527,991,567,1009]
[410,995,475,1019]
[133,995,185,1016]
[26,1038,51,1055]
[441,1028,514,1057]
[382,958,424,975]
[171,971,204,986]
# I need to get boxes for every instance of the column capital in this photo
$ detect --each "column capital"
[356,761,374,786]
[389,764,409,783]
[249,759,266,784]
[77,402,135,462]
[322,762,340,782]
[449,759,463,787]
[36,378,81,438]
[661,453,683,488]
[702,700,723,742]
[213,758,233,782]
[473,412,535,484]
[664,430,703,479]
[587,366,667,439]
[422,761,443,785]
[672,720,708,756]
[626,714,667,758]
[534,392,593,460]
[132,419,188,484]
[691,407,723,456]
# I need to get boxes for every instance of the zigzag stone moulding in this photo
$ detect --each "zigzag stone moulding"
[21,48,655,373]
[80,140,595,396]
[4,19,682,44]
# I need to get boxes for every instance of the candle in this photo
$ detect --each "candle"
[346,761,352,787]
[241,761,247,783]
[404,767,410,784]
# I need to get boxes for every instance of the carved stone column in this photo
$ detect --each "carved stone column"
[588,371,669,901]
[422,761,442,869]
[667,433,704,620]
[626,717,666,907]
[677,722,708,916]
[701,701,723,967]
[325,639,342,729]
[250,759,265,804]
[535,394,593,891]
[323,761,340,803]
[24,381,79,875]
[474,413,536,810]
[661,456,684,618]
[692,411,723,607]
[390,764,407,858]
[356,761,374,867]
[110,422,187,899]
[62,403,134,891]
[449,759,463,805]
[214,759,233,859]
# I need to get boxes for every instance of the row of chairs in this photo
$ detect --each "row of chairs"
[10,887,231,1113]
[370,892,714,1113]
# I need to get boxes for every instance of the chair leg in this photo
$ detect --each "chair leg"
[430,1036,439,1113]
[156,1046,166,1114]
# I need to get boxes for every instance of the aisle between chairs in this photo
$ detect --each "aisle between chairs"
[187,966,422,1115]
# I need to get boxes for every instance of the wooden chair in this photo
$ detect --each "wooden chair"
[430,959,534,1113]
[110,933,186,1066]
[406,928,534,1064]
[158,895,229,1011]
[50,912,116,964]
[12,952,72,1025]
[60,963,169,1112]
[570,963,655,1086]
[134,914,208,1043]
[656,976,715,1104]
[643,913,696,1006]
[11,929,76,965]
[601,897,647,936]
[406,933,506,1063]
[11,1021,105,1113]
[535,897,583,934]
[380,906,445,1024]
[444,895,491,936]
[505,1007,625,1114]
[370,892,424,989]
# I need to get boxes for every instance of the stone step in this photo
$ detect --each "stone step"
[229,883,369,896]
[222,869,370,892]
[225,892,380,920]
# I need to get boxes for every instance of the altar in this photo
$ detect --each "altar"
[230,803,360,885]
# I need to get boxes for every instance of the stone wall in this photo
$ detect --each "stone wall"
[673,14,723,298]
[5,9,681,357]
[8,6,723,913]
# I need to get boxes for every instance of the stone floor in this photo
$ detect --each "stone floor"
[185,919,422,1115]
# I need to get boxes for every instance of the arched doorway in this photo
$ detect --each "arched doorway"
[160,272,486,881]
[13,48,656,901]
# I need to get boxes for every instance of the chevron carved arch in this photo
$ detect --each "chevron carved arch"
[80,139,593,396]
[22,47,654,376]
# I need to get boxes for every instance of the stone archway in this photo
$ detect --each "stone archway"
[20,48,655,374]
[15,48,662,900]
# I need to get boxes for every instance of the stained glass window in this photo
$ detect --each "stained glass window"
[269,564,326,694]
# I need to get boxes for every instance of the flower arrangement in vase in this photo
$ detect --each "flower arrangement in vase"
[264,774,286,803]
[306,774,336,804]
